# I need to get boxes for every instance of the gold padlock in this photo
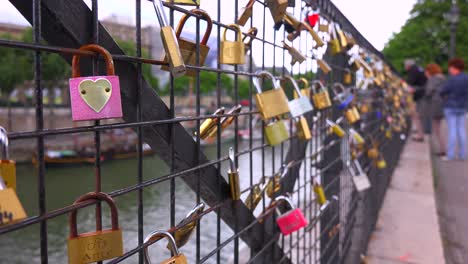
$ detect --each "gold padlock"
[0,176,26,226]
[165,0,200,5]
[349,58,362,72]
[266,0,288,24]
[228,147,241,201]
[345,106,361,124]
[313,181,327,206]
[220,24,245,65]
[376,157,387,169]
[302,22,325,48]
[359,103,370,114]
[254,71,290,120]
[329,24,342,55]
[350,128,365,146]
[245,184,262,210]
[197,107,225,140]
[243,27,258,55]
[317,59,332,74]
[170,203,204,249]
[238,0,255,26]
[68,192,123,264]
[162,9,212,77]
[326,119,345,138]
[0,127,16,191]
[368,147,379,160]
[337,29,348,49]
[283,41,306,66]
[343,69,353,85]
[144,230,188,264]
[312,81,332,110]
[153,0,186,77]
[385,129,392,139]
[206,104,243,138]
[296,116,312,141]
[265,119,289,146]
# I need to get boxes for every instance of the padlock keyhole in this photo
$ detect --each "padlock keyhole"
[105,87,110,93]
[80,90,86,95]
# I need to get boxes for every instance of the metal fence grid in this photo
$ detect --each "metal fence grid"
[0,0,409,263]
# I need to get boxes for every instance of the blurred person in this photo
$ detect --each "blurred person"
[425,64,446,156]
[405,59,427,141]
[440,58,468,161]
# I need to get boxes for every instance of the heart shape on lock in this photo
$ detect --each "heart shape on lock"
[78,79,112,112]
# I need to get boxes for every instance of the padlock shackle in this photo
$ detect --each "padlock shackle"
[71,44,115,78]
[242,27,258,44]
[228,147,237,173]
[297,78,309,90]
[144,230,180,264]
[176,9,212,45]
[184,202,205,221]
[152,0,169,27]
[253,70,280,94]
[222,24,243,43]
[312,80,325,94]
[282,75,304,99]
[274,195,295,210]
[0,127,9,160]
[69,192,119,238]
[220,104,242,129]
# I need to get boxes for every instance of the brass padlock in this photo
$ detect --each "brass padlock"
[329,24,341,55]
[284,12,302,31]
[162,9,212,77]
[68,192,123,264]
[197,107,225,140]
[153,0,186,77]
[385,129,392,139]
[313,180,327,206]
[312,81,332,110]
[376,156,387,169]
[296,116,312,141]
[283,41,306,66]
[206,104,243,138]
[0,127,16,191]
[144,231,188,264]
[266,0,288,24]
[243,27,258,55]
[165,0,200,5]
[345,106,361,124]
[302,22,325,48]
[0,176,26,226]
[265,119,289,146]
[220,24,245,65]
[350,128,365,146]
[326,119,345,138]
[337,29,348,48]
[368,147,379,160]
[343,69,353,85]
[265,164,290,198]
[170,203,204,249]
[238,0,255,26]
[359,102,370,114]
[254,71,290,120]
[317,59,332,74]
[349,58,362,72]
[228,147,241,200]
[245,183,262,210]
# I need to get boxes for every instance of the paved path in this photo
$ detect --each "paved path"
[432,115,468,264]
[367,136,444,263]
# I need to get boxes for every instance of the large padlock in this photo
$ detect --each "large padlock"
[283,76,313,118]
[68,192,123,264]
[317,59,332,74]
[69,45,123,121]
[312,81,332,110]
[275,195,308,236]
[265,119,289,146]
[165,0,199,5]
[0,127,16,191]
[153,0,186,77]
[162,9,212,77]
[169,203,204,249]
[243,27,258,55]
[238,0,255,26]
[144,230,188,264]
[283,41,306,66]
[0,176,26,226]
[296,116,312,141]
[266,0,288,24]
[254,71,290,120]
[313,180,327,206]
[220,24,245,65]
[228,147,241,200]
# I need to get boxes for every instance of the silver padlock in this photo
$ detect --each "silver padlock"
[283,76,313,118]
[350,160,371,192]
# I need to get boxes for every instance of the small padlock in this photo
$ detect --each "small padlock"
[349,58,362,72]
[266,0,288,24]
[265,118,289,146]
[345,32,356,50]
[313,180,327,206]
[237,0,255,26]
[243,27,258,55]
[227,147,241,201]
[296,116,312,141]
[345,106,361,124]
[197,107,225,140]
[68,192,123,264]
[162,9,212,77]
[144,230,188,264]
[332,83,353,110]
[283,76,313,118]
[153,0,186,77]
[317,59,332,74]
[350,160,371,192]
[302,22,325,48]
[0,176,26,226]
[350,128,365,146]
[274,195,308,236]
[367,147,379,160]
[206,105,243,138]
[254,71,290,120]
[312,81,332,110]
[376,156,387,169]
[329,23,341,55]
[169,203,204,249]
[343,69,353,85]
[283,41,306,66]
[337,29,348,48]
[69,45,123,121]
[265,163,290,198]
[0,127,16,191]
[326,119,345,138]
[165,0,200,5]
[245,184,262,210]
[220,24,245,65]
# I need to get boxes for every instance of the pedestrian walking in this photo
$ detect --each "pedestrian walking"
[440,58,468,161]
[425,64,446,156]
[405,59,427,142]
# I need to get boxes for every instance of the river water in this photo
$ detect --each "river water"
[1,141,293,263]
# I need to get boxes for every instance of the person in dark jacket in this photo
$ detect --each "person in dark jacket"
[439,58,468,161]
[425,64,446,155]
[405,59,427,141]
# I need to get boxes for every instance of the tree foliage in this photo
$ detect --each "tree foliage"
[383,0,468,73]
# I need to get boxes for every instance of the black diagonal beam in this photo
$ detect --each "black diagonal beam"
[9,0,290,263]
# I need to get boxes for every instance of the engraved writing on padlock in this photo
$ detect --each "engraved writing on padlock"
[265,119,289,146]
[254,71,290,120]
[283,76,313,118]
[220,24,245,65]
[238,0,255,26]
[0,127,16,191]
[165,0,200,5]
[0,176,26,226]
[69,45,122,121]
[145,230,188,264]
[68,192,123,264]
[275,195,308,236]
[312,81,332,110]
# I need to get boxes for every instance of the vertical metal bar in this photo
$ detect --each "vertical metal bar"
[195,10,201,263]
[216,1,222,263]
[169,0,176,236]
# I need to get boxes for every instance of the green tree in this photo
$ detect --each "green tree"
[383,0,468,73]
[163,72,234,96]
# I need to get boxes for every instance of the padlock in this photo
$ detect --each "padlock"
[283,41,306,66]
[266,0,288,24]
[284,12,302,31]
[343,69,353,85]
[153,0,186,77]
[169,203,204,249]
[197,107,225,140]
[283,76,313,118]
[162,9,212,77]
[326,119,345,138]
[254,71,290,120]
[294,78,310,99]
[367,147,379,160]
[302,22,325,48]
[274,195,308,236]
[317,59,332,74]
[0,176,26,226]
[350,128,365,146]
[237,0,255,26]
[313,181,327,206]
[329,24,341,55]
[227,147,241,200]
[265,119,289,146]
[245,184,262,210]
[0,127,16,191]
[69,44,123,121]
[220,24,245,65]
[243,27,258,55]
[144,230,188,264]
[265,163,290,198]
[332,83,353,110]
[337,29,348,48]
[312,81,332,110]
[350,160,371,192]
[359,103,370,114]
[206,104,243,138]
[376,156,387,169]
[68,192,123,264]
[349,58,362,72]
[345,106,361,124]
[165,0,200,5]
[296,116,312,141]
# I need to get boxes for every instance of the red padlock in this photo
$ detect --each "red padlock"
[275,195,308,236]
